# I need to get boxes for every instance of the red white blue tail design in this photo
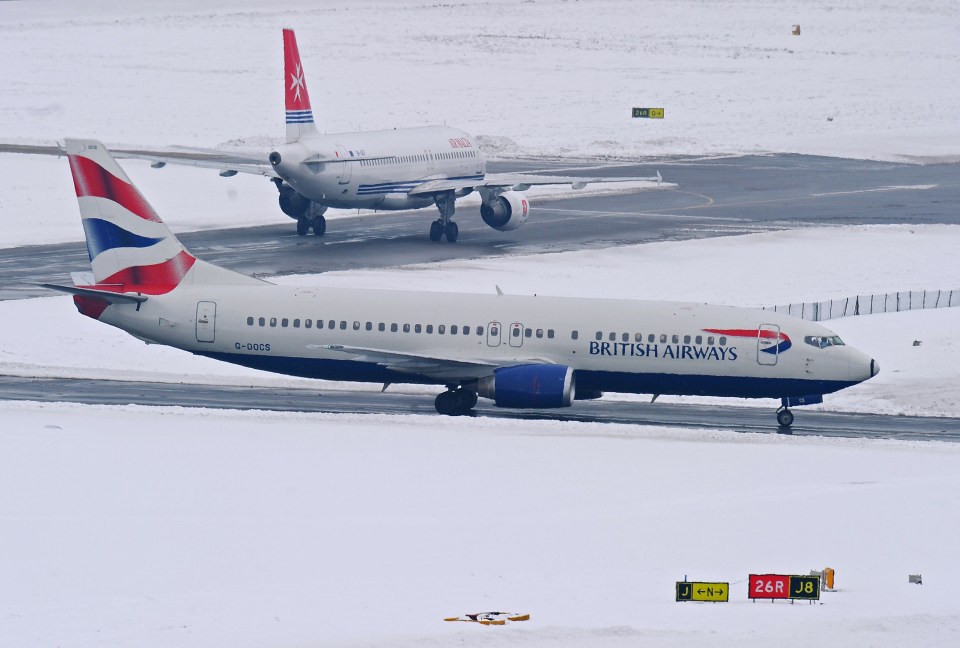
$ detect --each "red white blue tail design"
[67,139,196,294]
[284,28,318,143]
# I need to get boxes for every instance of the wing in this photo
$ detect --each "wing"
[110,146,277,178]
[0,142,277,177]
[408,171,662,195]
[308,343,554,383]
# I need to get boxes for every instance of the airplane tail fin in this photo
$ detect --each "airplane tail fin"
[284,28,319,143]
[65,139,262,301]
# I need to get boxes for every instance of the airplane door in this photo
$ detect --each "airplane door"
[509,322,524,348]
[336,147,352,185]
[486,321,502,347]
[757,323,779,366]
[196,301,216,343]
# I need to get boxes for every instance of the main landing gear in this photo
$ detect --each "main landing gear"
[430,190,459,243]
[776,405,795,428]
[274,178,327,237]
[296,212,327,237]
[434,387,478,416]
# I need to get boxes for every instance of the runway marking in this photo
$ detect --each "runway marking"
[811,184,937,197]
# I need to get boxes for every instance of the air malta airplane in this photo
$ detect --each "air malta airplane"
[45,140,878,426]
[113,28,663,242]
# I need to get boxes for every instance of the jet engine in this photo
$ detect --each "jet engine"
[477,364,574,408]
[480,190,530,231]
[278,183,310,219]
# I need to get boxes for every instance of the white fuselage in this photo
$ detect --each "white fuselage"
[97,283,876,400]
[271,126,485,211]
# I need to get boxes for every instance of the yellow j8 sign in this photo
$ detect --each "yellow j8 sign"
[676,581,729,602]
[632,107,665,119]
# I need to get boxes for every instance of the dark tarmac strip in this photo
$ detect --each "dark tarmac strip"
[3,375,957,442]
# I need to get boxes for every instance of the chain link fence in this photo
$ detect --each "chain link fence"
[763,289,959,322]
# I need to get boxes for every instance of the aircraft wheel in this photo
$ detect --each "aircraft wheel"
[312,215,327,236]
[445,221,459,243]
[456,388,478,411]
[429,220,443,242]
[776,408,794,427]
[296,218,309,236]
[435,391,460,415]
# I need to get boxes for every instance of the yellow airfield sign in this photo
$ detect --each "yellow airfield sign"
[676,581,729,602]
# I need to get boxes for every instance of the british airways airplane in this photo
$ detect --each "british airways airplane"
[116,29,663,242]
[46,140,878,426]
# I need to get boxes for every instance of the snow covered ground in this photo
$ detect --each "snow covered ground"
[1,1,959,646]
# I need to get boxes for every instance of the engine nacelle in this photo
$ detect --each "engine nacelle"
[477,364,575,409]
[278,184,310,219]
[480,190,530,231]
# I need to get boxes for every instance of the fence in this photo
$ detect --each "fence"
[763,289,959,322]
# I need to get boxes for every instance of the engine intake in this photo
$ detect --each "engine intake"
[477,364,575,409]
[480,190,530,231]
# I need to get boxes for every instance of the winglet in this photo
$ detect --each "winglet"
[283,28,319,143]
[495,285,504,296]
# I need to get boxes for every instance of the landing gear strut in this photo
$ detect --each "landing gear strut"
[430,190,458,243]
[274,178,327,237]
[776,406,794,427]
[434,387,477,416]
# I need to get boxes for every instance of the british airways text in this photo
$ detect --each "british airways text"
[589,341,738,361]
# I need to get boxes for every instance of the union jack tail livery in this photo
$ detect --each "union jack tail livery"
[284,28,318,143]
[45,140,261,320]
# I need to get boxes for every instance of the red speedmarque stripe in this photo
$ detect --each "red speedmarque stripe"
[68,154,162,223]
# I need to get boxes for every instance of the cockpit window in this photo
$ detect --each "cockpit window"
[804,335,846,349]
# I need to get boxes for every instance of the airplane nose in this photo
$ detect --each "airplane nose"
[871,358,880,377]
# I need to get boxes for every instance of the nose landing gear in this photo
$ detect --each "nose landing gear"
[776,405,794,428]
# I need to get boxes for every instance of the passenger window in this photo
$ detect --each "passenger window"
[246,316,254,326]
[439,325,446,334]
[258,317,265,327]
[635,332,642,342]
[463,325,470,335]
[426,324,434,334]
[525,328,532,338]
[660,334,667,343]
[512,327,520,338]
[340,321,347,330]
[270,317,277,327]
[548,329,554,339]
[391,323,398,332]
[609,332,616,341]
[328,320,335,329]
[683,335,690,344]
[293,319,300,328]
[353,321,360,330]
[622,333,629,342]
[719,336,727,346]
[536,329,543,338]
[695,335,702,344]
[415,324,422,333]
[365,322,372,331]
[378,323,385,332]
[305,319,312,329]
[402,323,410,333]
[491,325,499,336]
[572,330,579,340]
[281,318,289,327]
[595,331,602,341]
[648,334,655,343]
[672,335,679,344]
[477,326,484,335]
[707,336,714,345]
[451,325,458,334]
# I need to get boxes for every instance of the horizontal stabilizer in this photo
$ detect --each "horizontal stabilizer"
[39,283,148,304]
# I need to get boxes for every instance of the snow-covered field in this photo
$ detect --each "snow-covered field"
[2,1,960,647]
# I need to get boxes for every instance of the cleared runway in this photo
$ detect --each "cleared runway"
[2,154,958,301]
[3,375,958,441]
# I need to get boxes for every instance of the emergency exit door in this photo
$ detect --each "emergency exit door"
[757,323,780,365]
